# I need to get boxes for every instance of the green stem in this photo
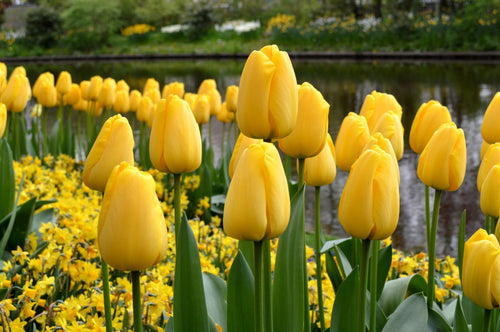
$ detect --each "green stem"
[101,259,113,332]
[298,158,305,188]
[263,240,272,332]
[254,241,264,332]
[314,186,326,331]
[369,240,379,332]
[209,116,212,149]
[425,185,430,249]
[359,239,370,332]
[174,173,182,240]
[427,189,442,309]
[485,215,495,234]
[221,122,225,157]
[77,111,82,161]
[484,309,492,332]
[131,270,143,332]
[297,158,310,332]
[42,106,48,157]
[12,112,20,160]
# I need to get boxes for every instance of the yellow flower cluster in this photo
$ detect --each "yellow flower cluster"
[121,24,156,37]
[266,14,296,34]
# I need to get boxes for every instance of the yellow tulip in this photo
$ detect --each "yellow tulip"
[10,66,26,78]
[338,146,400,240]
[129,90,142,112]
[114,90,130,114]
[36,79,58,108]
[0,63,6,95]
[192,94,210,125]
[237,44,298,140]
[162,81,185,99]
[116,80,130,93]
[409,100,452,154]
[55,71,72,96]
[149,95,202,174]
[482,92,500,144]
[481,141,490,160]
[335,112,371,172]
[477,143,500,191]
[225,85,238,113]
[0,103,6,137]
[217,102,235,124]
[63,83,81,106]
[143,78,160,94]
[83,114,135,192]
[361,132,400,183]
[480,165,500,218]
[197,79,217,95]
[33,72,54,100]
[228,133,262,179]
[278,82,329,159]
[145,87,161,105]
[87,76,103,101]
[74,98,88,112]
[372,110,404,160]
[359,90,402,133]
[417,122,467,191]
[80,80,91,100]
[137,96,153,123]
[223,141,290,241]
[462,228,500,309]
[183,92,197,109]
[207,88,221,116]
[303,133,336,187]
[98,161,168,271]
[98,78,116,109]
[0,74,31,113]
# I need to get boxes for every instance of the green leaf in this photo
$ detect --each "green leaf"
[462,295,484,332]
[6,197,36,251]
[324,250,343,293]
[458,210,466,281]
[238,240,254,275]
[378,274,427,316]
[203,272,227,332]
[227,250,255,332]
[427,306,453,332]
[330,267,360,332]
[273,185,305,332]
[453,296,470,332]
[0,173,24,259]
[0,138,15,220]
[375,244,392,300]
[381,293,428,332]
[49,118,61,156]
[174,213,209,332]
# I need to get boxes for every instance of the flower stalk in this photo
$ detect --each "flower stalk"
[314,186,326,331]
[427,189,442,308]
[131,270,143,332]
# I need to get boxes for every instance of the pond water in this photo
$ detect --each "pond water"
[11,58,500,257]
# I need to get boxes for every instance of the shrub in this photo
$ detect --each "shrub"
[25,6,62,48]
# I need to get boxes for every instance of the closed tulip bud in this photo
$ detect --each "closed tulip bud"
[98,161,168,271]
[417,122,467,191]
[192,94,210,125]
[409,100,452,154]
[207,88,221,116]
[197,79,217,95]
[145,88,161,105]
[339,146,400,240]
[279,82,329,159]
[228,133,262,179]
[482,92,500,144]
[1,74,31,113]
[360,90,402,133]
[162,81,185,99]
[143,78,160,94]
[33,72,54,100]
[56,71,72,96]
[184,92,197,109]
[99,78,116,109]
[225,85,238,113]
[10,66,26,78]
[114,90,130,114]
[0,63,6,94]
[150,99,166,129]
[88,76,103,101]
[0,103,6,137]
[137,96,153,123]
[303,134,336,187]
[224,141,290,241]
[116,80,130,94]
[63,83,81,106]
[480,165,500,218]
[462,228,500,309]
[237,44,298,140]
[335,112,371,172]
[477,143,500,191]
[74,98,88,112]
[372,110,404,160]
[80,80,91,100]
[481,141,490,160]
[149,95,202,174]
[217,102,235,123]
[362,132,400,183]
[129,90,142,112]
[37,79,58,108]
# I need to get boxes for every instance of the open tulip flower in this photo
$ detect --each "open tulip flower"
[225,85,238,113]
[0,72,31,113]
[481,92,500,144]
[228,133,262,179]
[335,112,371,172]
[480,165,500,218]
[477,143,500,191]
[303,133,336,187]
[362,132,399,183]
[55,71,72,97]
[162,81,185,99]
[372,110,404,160]
[237,44,298,140]
[359,90,402,133]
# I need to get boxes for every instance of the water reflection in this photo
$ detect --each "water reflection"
[15,59,500,257]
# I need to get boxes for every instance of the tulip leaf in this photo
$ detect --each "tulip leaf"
[376,244,392,300]
[427,306,453,332]
[273,185,305,332]
[238,240,254,275]
[322,238,352,287]
[0,138,15,221]
[324,250,343,293]
[453,296,470,332]
[381,293,428,332]
[330,267,360,332]
[378,274,427,316]
[0,173,24,260]
[462,295,484,332]
[174,213,209,332]
[203,272,227,332]
[227,250,255,332]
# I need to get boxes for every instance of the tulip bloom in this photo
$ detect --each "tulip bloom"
[409,100,452,154]
[33,72,54,100]
[279,82,329,159]
[36,79,58,108]
[192,94,210,125]
[162,81,185,99]
[362,132,400,183]
[417,122,467,191]
[87,76,103,101]
[114,90,130,114]
[481,92,500,144]
[0,73,31,113]
[228,133,262,179]
[98,78,116,109]
[80,80,91,101]
[217,102,235,124]
[83,114,135,192]
[372,110,404,160]
[149,95,202,174]
[462,228,500,309]
[207,88,221,116]
[225,85,238,113]
[335,112,371,172]
[338,146,400,240]
[137,96,153,123]
[98,162,168,271]
[303,134,336,187]
[143,78,160,94]
[237,44,298,140]
[56,71,72,96]
[477,143,500,191]
[481,141,490,160]
[480,165,500,218]
[63,83,81,106]
[359,90,402,133]
[129,90,142,112]
[197,79,217,95]
[0,103,6,137]
[224,141,290,241]
[116,80,130,94]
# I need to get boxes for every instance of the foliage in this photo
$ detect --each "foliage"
[135,0,185,28]
[24,6,62,49]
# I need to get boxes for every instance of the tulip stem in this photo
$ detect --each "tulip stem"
[101,259,113,332]
[254,241,264,332]
[314,186,326,332]
[11,112,20,160]
[297,158,310,332]
[298,158,305,187]
[484,309,492,332]
[425,185,430,248]
[369,240,379,332]
[263,240,272,332]
[42,106,48,157]
[221,122,226,157]
[359,239,370,332]
[174,173,182,240]
[131,270,144,332]
[427,189,442,309]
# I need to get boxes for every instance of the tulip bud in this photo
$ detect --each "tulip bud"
[335,112,371,172]
[98,161,168,271]
[74,98,88,112]
[10,66,26,78]
[359,90,402,133]
[162,81,185,99]
[197,79,217,95]
[339,146,400,240]
[228,133,262,179]
[224,141,290,241]
[87,76,103,101]
[237,44,298,140]
[462,228,500,309]
[143,78,160,94]
[184,92,197,109]
[83,114,135,192]
[0,63,6,95]
[192,94,210,125]
[0,74,31,113]
[480,165,500,218]
[129,90,142,112]
[98,78,116,109]
[114,90,130,114]
[279,82,329,159]
[362,132,400,183]
[409,100,452,154]
[481,141,490,160]
[477,143,500,191]
[137,96,153,123]
[0,103,6,137]
[217,102,235,124]
[63,83,81,106]
[303,134,336,187]
[116,80,130,94]
[482,92,500,144]
[417,122,466,191]
[56,71,72,96]
[225,85,238,113]
[372,110,404,160]
[207,88,221,116]
[149,95,202,174]
[80,80,91,101]
[33,72,54,100]
[37,79,58,108]
[145,87,161,105]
